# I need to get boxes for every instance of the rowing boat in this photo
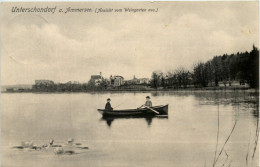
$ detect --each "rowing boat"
[97,105,168,117]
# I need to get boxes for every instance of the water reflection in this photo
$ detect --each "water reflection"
[150,90,258,118]
[100,116,168,127]
[2,91,259,167]
[188,90,258,118]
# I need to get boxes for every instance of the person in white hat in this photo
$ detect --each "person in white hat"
[138,96,152,108]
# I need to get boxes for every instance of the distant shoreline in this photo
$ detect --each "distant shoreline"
[2,87,258,93]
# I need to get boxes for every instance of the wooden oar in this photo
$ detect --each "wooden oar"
[114,102,124,109]
[144,106,159,114]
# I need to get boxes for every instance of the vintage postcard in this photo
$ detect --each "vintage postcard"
[0,1,259,167]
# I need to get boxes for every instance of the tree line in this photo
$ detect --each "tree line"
[32,82,107,92]
[31,45,258,92]
[151,45,259,89]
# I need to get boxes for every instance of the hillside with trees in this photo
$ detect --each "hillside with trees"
[151,45,259,89]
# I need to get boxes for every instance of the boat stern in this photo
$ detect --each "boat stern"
[97,109,104,115]
[162,104,169,115]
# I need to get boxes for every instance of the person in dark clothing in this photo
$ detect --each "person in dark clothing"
[105,98,113,110]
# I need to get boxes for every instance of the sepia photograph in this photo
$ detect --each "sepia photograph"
[0,1,259,167]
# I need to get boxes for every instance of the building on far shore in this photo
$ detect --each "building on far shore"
[90,72,103,86]
[132,75,139,84]
[3,84,32,92]
[138,78,150,84]
[125,75,150,85]
[110,75,124,87]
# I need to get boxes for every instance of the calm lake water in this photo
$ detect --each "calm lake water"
[1,90,259,167]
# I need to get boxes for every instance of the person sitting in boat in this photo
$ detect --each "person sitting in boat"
[139,96,152,108]
[105,98,113,110]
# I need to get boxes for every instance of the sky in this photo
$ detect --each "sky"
[1,1,259,85]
